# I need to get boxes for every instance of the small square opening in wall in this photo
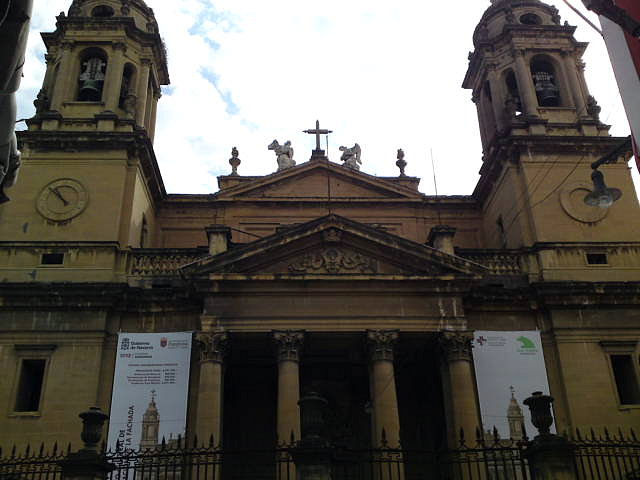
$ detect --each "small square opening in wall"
[41,253,64,265]
[586,253,608,265]
[14,359,46,412]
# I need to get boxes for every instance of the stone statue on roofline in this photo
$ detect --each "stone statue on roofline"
[339,143,362,171]
[0,0,33,204]
[268,139,296,171]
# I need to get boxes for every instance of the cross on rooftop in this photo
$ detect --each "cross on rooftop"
[303,120,333,153]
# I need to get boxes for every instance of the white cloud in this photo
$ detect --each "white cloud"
[16,0,638,197]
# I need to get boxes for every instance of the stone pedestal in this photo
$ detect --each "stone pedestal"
[59,451,114,480]
[438,332,482,447]
[427,226,457,255]
[526,435,577,480]
[205,225,232,256]
[195,332,228,446]
[273,330,304,444]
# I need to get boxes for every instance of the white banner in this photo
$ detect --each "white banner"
[107,332,193,452]
[472,331,554,439]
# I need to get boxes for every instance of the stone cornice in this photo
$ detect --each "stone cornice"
[17,130,167,203]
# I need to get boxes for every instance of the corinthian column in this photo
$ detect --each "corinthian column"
[273,330,304,444]
[438,332,482,447]
[195,332,228,445]
[367,330,401,448]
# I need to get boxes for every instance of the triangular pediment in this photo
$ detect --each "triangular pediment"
[183,215,486,279]
[215,160,424,201]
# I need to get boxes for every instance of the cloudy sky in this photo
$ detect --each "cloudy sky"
[16,0,640,197]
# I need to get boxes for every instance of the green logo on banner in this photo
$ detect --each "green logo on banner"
[517,336,538,354]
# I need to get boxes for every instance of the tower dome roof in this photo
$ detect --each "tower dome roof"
[67,0,158,32]
[473,0,565,46]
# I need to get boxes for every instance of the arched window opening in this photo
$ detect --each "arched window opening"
[119,63,137,114]
[530,56,561,107]
[77,50,107,101]
[505,70,523,116]
[520,13,542,25]
[91,5,115,17]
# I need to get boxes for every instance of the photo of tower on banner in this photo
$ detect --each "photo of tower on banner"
[107,332,193,461]
[472,331,555,440]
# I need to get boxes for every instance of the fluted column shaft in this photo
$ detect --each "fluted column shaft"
[439,332,482,448]
[104,43,126,111]
[273,330,304,444]
[562,53,587,117]
[513,50,539,117]
[136,60,151,127]
[51,43,74,110]
[195,332,228,446]
[368,330,401,448]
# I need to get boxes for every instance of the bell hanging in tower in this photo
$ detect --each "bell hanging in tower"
[532,70,560,107]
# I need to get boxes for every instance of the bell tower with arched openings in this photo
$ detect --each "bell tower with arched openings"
[0,0,169,259]
[464,0,639,252]
[33,0,168,139]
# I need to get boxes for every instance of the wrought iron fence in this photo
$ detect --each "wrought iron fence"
[0,443,67,480]
[3,430,640,480]
[571,429,640,480]
[0,439,531,480]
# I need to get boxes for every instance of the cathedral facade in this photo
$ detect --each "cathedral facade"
[1,0,640,463]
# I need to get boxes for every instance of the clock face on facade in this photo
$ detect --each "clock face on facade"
[36,178,89,222]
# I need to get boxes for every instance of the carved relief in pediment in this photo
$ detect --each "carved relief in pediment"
[288,248,378,274]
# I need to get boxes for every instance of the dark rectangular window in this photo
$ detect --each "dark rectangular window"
[14,359,46,412]
[41,253,64,265]
[611,355,640,404]
[586,253,608,265]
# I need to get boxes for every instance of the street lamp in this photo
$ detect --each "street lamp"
[584,136,631,208]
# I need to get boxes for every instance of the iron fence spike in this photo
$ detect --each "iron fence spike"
[604,427,611,440]
[492,426,499,445]
[459,427,465,448]
[575,427,582,442]
[631,428,638,442]
[290,430,295,445]
[177,434,182,449]
[590,428,597,441]
[25,443,30,457]
[66,443,71,454]
[53,442,58,456]
[11,444,16,457]
[39,442,44,456]
[209,434,214,447]
[618,427,625,442]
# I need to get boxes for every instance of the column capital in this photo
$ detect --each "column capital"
[438,331,473,363]
[196,332,228,363]
[367,330,399,362]
[273,330,304,362]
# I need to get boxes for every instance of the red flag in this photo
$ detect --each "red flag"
[599,0,640,171]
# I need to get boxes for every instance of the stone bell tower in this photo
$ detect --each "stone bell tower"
[36,0,168,137]
[464,0,640,268]
[0,0,169,280]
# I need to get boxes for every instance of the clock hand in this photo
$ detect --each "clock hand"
[49,187,69,206]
